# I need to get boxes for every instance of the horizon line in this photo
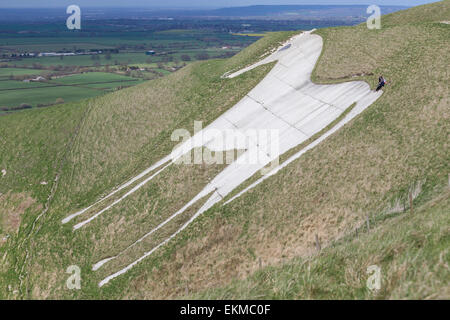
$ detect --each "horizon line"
[0,4,412,10]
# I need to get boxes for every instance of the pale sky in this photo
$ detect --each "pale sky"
[0,0,441,8]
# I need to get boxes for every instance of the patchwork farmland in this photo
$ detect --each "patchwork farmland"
[0,71,144,113]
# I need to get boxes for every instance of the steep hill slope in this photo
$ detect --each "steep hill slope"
[0,1,448,299]
[182,1,450,299]
[189,189,449,299]
[0,31,296,298]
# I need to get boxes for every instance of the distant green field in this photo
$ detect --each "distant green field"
[82,80,142,90]
[0,67,49,78]
[154,29,207,35]
[1,43,116,53]
[10,53,157,67]
[0,85,101,108]
[0,72,144,108]
[50,72,144,89]
[49,72,140,85]
[0,31,252,51]
[153,68,172,76]
[0,28,254,112]
[232,33,267,37]
[9,49,239,68]
[0,80,52,90]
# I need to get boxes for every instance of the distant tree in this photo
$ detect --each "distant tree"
[18,103,32,110]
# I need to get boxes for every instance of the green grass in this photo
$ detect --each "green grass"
[0,29,248,108]
[0,85,103,107]
[9,50,240,68]
[187,189,450,300]
[94,2,447,299]
[0,80,52,90]
[0,72,144,108]
[82,81,143,90]
[0,68,49,78]
[154,29,207,35]
[0,30,293,299]
[48,72,139,85]
[0,31,252,53]
[10,53,147,68]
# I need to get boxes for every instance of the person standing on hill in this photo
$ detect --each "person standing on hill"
[376,75,386,91]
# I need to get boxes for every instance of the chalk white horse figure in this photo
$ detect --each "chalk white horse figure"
[62,30,382,287]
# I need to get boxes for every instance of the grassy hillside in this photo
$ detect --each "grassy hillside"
[109,2,446,299]
[0,72,144,111]
[0,30,296,299]
[0,1,448,300]
[188,189,449,299]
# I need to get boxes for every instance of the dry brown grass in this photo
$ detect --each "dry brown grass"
[185,189,449,300]
[83,148,227,265]
[0,192,41,238]
[52,59,276,216]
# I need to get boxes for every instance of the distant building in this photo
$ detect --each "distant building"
[18,52,37,58]
[30,76,46,82]
[38,52,76,57]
